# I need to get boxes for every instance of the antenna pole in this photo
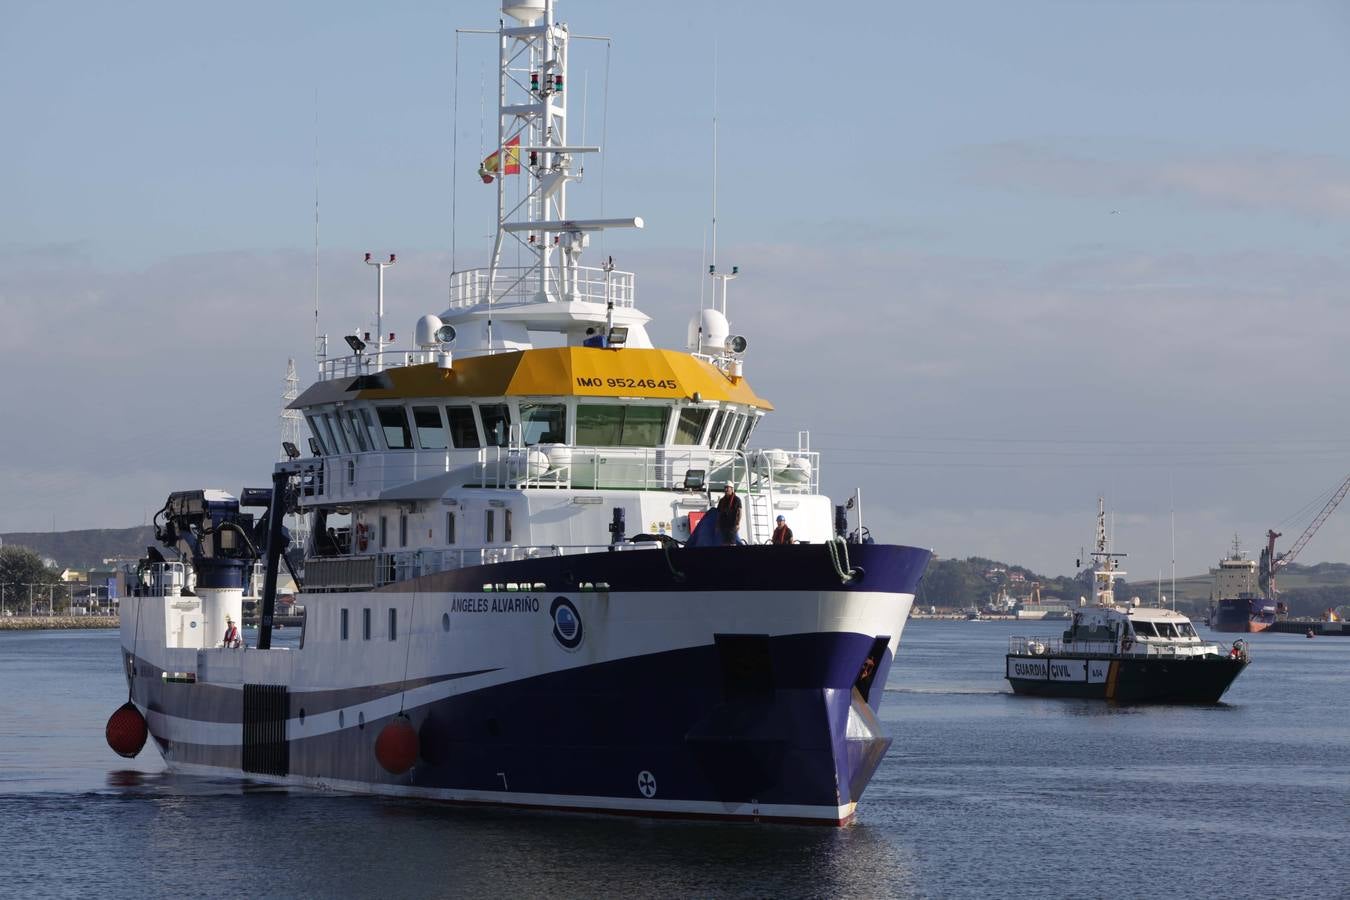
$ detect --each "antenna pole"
[365,253,396,371]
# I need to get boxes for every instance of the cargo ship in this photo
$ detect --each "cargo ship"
[1208,538,1277,633]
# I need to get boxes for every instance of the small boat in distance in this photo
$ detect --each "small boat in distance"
[1006,499,1249,703]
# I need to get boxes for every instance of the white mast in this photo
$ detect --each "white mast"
[1091,497,1127,607]
[484,1,640,324]
[280,360,309,554]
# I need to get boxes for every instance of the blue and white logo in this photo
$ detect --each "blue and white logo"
[550,596,583,650]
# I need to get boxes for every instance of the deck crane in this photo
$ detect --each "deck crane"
[1260,473,1350,601]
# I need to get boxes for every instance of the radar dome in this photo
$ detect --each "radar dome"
[415,314,446,348]
[502,0,545,25]
[687,308,729,356]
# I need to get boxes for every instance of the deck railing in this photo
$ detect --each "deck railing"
[1009,635,1225,658]
[303,542,660,592]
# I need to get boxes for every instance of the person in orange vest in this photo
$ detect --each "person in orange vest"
[772,515,794,545]
[222,615,241,649]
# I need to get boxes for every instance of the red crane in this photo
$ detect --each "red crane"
[1261,473,1350,601]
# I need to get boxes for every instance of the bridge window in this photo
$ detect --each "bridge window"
[738,413,760,450]
[412,406,447,449]
[305,415,330,454]
[325,413,350,454]
[576,404,671,447]
[343,410,369,451]
[520,402,566,444]
[1156,622,1179,639]
[1132,620,1157,637]
[479,404,511,447]
[377,406,413,449]
[674,408,711,446]
[716,413,744,449]
[358,408,383,450]
[707,410,729,448]
[445,405,479,448]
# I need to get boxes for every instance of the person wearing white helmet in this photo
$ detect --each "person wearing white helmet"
[222,614,241,649]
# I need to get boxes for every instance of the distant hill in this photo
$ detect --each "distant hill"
[916,556,1350,618]
[0,527,157,570]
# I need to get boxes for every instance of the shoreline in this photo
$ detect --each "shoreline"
[0,616,119,631]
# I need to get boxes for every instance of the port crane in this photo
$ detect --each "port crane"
[1260,473,1350,601]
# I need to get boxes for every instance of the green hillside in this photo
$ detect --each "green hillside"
[0,527,157,570]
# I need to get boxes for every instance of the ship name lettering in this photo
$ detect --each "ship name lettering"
[449,596,541,613]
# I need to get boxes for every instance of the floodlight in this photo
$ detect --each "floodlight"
[607,326,628,347]
[344,334,367,354]
[435,324,457,344]
[282,441,300,460]
[724,334,748,353]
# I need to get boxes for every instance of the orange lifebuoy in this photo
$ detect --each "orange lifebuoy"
[356,522,369,552]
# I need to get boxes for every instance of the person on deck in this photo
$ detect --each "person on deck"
[772,515,794,545]
[222,615,241,649]
[716,483,742,545]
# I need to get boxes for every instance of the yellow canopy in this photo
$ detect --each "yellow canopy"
[335,347,772,409]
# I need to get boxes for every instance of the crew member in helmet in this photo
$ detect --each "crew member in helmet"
[716,483,743,545]
[223,615,241,649]
[772,515,795,545]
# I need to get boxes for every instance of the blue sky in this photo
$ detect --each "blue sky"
[4,0,1350,579]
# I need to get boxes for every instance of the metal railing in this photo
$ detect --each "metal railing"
[1009,635,1225,658]
[448,265,636,309]
[303,444,820,503]
[303,542,661,592]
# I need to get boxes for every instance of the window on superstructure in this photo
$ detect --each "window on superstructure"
[445,405,479,448]
[1156,622,1179,639]
[412,406,447,449]
[674,408,711,446]
[388,608,397,641]
[305,415,330,454]
[312,415,338,454]
[325,412,351,454]
[504,508,513,542]
[399,513,408,548]
[1132,620,1157,637]
[479,404,511,447]
[344,410,369,451]
[1177,623,1196,638]
[377,406,413,449]
[575,404,671,447]
[340,608,349,641]
[520,402,566,444]
[379,515,388,549]
[737,413,759,450]
[706,410,727,448]
[358,408,383,450]
[485,509,495,544]
[717,413,744,450]
[445,511,456,545]
[576,405,622,445]
[362,608,371,640]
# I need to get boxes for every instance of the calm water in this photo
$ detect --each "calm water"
[2,622,1347,899]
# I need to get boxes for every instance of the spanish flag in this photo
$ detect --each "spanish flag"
[479,135,521,183]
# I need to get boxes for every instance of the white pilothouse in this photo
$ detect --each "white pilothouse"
[108,0,932,825]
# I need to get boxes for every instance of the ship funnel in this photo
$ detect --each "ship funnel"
[502,0,545,25]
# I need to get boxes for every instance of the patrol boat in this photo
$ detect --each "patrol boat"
[1005,500,1249,703]
[104,0,931,826]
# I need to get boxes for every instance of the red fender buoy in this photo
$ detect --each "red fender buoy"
[106,701,148,759]
[374,714,419,774]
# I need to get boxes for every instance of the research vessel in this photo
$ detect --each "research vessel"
[1006,500,1248,702]
[106,0,931,826]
